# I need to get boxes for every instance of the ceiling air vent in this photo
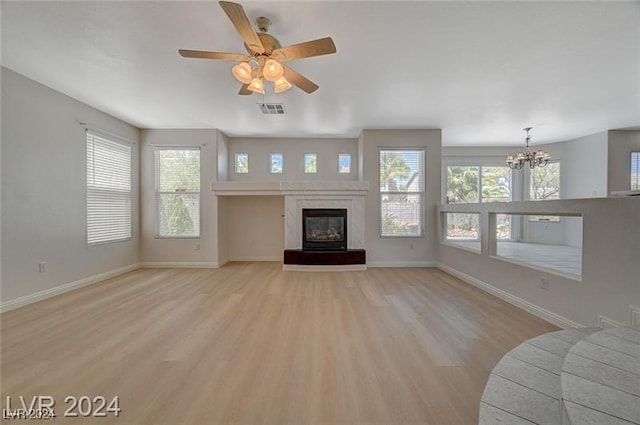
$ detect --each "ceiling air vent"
[258,103,286,115]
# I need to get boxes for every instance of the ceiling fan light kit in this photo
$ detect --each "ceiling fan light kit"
[179,1,337,96]
[274,76,292,93]
[231,62,253,84]
[506,127,551,170]
[263,59,284,81]
[247,77,265,94]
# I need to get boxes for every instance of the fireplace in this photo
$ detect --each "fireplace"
[302,209,347,251]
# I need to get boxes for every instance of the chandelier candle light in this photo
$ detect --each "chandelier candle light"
[506,127,551,170]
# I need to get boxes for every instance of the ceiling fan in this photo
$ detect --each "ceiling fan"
[179,1,337,95]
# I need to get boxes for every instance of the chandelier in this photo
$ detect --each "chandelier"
[231,57,291,95]
[506,127,551,170]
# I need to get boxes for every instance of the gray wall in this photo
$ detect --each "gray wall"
[1,68,140,302]
[227,137,358,182]
[139,129,219,265]
[361,129,442,266]
[437,197,640,327]
[608,130,640,193]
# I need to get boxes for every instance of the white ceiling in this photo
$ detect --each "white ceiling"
[2,1,639,146]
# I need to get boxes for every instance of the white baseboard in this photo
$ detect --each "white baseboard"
[436,263,583,329]
[226,256,282,262]
[140,261,221,268]
[598,315,626,329]
[367,261,437,268]
[629,305,640,329]
[0,263,141,313]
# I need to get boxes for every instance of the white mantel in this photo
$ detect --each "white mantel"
[211,180,368,196]
[212,181,369,250]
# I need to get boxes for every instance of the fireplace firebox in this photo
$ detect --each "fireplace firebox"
[302,209,347,251]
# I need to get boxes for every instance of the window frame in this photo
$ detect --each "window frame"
[154,147,201,239]
[270,153,283,174]
[86,130,133,245]
[379,147,425,238]
[235,153,249,174]
[338,153,351,174]
[304,153,317,174]
[443,160,514,204]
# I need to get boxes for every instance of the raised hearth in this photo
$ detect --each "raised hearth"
[284,249,366,266]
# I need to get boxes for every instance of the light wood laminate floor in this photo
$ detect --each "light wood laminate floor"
[1,263,558,424]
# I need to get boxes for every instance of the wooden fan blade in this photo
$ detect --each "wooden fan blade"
[219,1,265,54]
[271,37,336,62]
[179,49,251,62]
[238,84,252,95]
[283,66,319,94]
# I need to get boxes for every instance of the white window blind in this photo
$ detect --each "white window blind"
[86,131,132,245]
[380,149,424,237]
[632,152,639,190]
[155,148,201,238]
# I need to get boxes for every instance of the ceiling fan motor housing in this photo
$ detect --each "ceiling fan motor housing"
[246,32,281,56]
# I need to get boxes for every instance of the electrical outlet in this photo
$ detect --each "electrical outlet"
[194,243,200,251]
[540,276,550,289]
[39,262,47,273]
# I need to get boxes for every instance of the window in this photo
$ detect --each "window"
[529,161,560,222]
[86,131,132,245]
[270,153,283,174]
[444,213,481,252]
[304,153,317,173]
[632,152,639,190]
[482,166,511,202]
[155,148,200,238]
[447,166,478,203]
[446,165,511,204]
[235,153,248,174]
[380,149,424,237]
[529,161,560,200]
[445,213,480,241]
[338,154,351,174]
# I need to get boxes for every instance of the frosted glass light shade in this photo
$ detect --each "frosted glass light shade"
[274,76,292,93]
[247,77,265,94]
[232,62,252,84]
[263,59,284,82]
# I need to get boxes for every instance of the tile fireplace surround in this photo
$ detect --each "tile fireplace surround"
[211,180,369,251]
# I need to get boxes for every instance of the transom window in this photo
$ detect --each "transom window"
[235,153,249,174]
[270,153,283,174]
[338,154,351,174]
[304,153,317,174]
